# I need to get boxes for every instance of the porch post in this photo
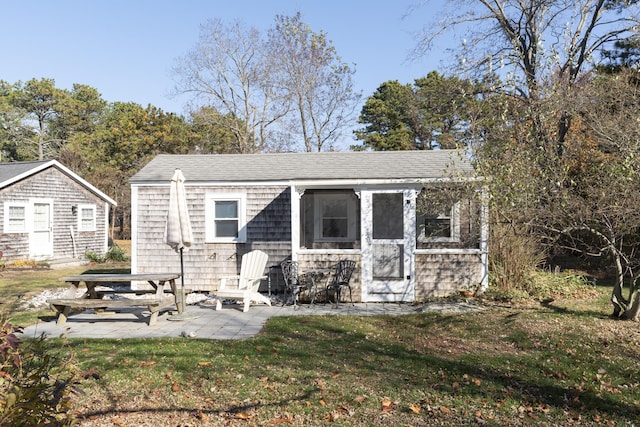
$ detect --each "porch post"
[479,185,490,292]
[290,184,301,262]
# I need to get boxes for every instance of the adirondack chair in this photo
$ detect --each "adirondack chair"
[215,250,271,312]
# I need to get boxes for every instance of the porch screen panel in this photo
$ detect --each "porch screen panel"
[372,193,403,239]
[372,243,404,279]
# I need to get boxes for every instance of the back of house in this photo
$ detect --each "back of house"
[130,150,487,302]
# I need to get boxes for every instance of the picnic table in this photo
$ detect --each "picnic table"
[47,273,182,326]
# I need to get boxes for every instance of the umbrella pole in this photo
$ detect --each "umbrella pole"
[179,247,186,313]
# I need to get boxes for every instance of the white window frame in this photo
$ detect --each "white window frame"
[3,202,28,233]
[205,193,247,243]
[417,202,461,243]
[313,193,357,242]
[78,204,97,232]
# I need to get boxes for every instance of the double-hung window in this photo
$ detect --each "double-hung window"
[78,204,96,232]
[3,202,28,233]
[205,193,247,243]
[417,203,460,243]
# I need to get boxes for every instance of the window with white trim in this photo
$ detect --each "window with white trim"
[78,204,96,232]
[205,193,247,243]
[417,202,460,243]
[3,202,28,233]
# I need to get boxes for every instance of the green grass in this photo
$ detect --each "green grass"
[3,265,639,425]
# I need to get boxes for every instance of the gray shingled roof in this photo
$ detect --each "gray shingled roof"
[0,160,117,205]
[0,160,51,186]
[130,150,475,183]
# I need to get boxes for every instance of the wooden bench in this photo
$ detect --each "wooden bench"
[48,273,182,326]
[94,288,192,298]
[48,296,176,326]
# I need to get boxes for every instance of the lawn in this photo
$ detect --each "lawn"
[2,263,639,426]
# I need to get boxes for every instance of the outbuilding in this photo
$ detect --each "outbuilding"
[0,160,116,264]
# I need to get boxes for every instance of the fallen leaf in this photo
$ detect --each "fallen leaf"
[274,412,293,423]
[235,412,253,420]
[171,382,180,392]
[198,361,213,367]
[138,360,156,367]
[408,403,421,414]
[381,397,393,412]
[440,405,451,414]
[191,410,208,421]
[353,395,367,403]
[110,416,126,426]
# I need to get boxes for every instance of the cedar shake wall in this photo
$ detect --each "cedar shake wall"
[0,168,108,262]
[414,253,483,299]
[135,185,292,292]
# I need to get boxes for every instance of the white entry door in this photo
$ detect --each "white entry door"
[30,200,53,259]
[361,190,415,302]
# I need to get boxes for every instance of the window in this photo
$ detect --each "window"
[205,193,247,242]
[314,193,357,242]
[78,204,96,232]
[417,203,460,243]
[4,202,27,233]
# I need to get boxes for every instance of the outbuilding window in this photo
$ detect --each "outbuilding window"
[78,204,96,232]
[4,202,27,233]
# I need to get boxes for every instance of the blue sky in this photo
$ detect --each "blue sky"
[2,0,452,117]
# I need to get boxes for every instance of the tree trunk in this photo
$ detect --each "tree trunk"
[609,247,640,321]
[623,289,640,321]
[610,248,627,318]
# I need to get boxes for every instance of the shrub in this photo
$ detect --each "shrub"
[104,246,127,262]
[488,222,545,300]
[85,247,128,264]
[0,320,77,426]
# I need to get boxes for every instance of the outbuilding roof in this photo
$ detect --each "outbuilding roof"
[0,160,117,205]
[130,150,475,184]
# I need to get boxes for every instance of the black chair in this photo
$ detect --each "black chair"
[326,260,356,307]
[281,260,306,308]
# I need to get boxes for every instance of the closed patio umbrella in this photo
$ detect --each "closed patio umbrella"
[165,168,193,314]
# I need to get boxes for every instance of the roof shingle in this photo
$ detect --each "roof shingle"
[130,150,474,183]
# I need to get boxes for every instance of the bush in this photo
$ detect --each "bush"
[84,251,103,263]
[85,246,128,264]
[104,246,127,262]
[0,320,77,426]
[488,222,545,300]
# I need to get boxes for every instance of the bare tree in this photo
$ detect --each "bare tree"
[412,0,640,153]
[267,13,361,152]
[173,14,360,153]
[172,19,289,153]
